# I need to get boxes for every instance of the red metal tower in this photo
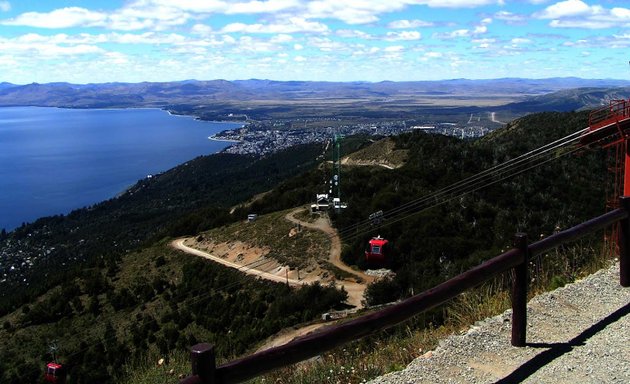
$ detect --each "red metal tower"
[580,99,630,253]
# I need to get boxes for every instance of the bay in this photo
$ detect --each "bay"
[0,107,241,231]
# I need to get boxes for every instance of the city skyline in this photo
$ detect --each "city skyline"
[0,0,629,84]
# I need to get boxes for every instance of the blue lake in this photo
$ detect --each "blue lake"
[0,107,240,231]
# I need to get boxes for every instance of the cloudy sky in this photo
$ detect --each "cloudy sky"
[0,0,628,84]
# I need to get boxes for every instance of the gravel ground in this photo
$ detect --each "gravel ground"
[369,263,630,384]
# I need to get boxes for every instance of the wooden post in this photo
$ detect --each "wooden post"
[511,233,529,347]
[191,343,216,384]
[619,197,630,287]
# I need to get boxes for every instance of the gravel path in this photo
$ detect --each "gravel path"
[369,263,630,384]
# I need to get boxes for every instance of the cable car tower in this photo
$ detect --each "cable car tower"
[579,98,630,252]
[330,133,347,212]
[312,134,347,212]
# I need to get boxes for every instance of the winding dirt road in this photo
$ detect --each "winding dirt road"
[172,207,373,309]
[171,239,301,285]
[284,208,374,283]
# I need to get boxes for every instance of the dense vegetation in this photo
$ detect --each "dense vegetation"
[0,143,324,317]
[0,110,613,383]
[247,111,607,304]
[0,244,346,383]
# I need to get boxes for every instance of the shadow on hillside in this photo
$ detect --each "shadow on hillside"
[494,301,630,383]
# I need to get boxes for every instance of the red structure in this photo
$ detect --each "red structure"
[580,99,630,253]
[365,236,389,264]
[45,362,66,384]
[581,99,630,203]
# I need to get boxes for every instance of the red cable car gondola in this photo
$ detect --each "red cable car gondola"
[45,362,66,384]
[365,236,389,265]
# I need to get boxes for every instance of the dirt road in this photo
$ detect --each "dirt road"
[284,208,374,308]
[172,208,372,309]
[171,239,301,285]
[284,208,374,283]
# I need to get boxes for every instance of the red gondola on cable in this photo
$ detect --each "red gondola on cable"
[45,362,66,384]
[365,236,389,264]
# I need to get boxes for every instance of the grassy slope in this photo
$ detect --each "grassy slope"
[127,110,615,383]
[0,108,614,383]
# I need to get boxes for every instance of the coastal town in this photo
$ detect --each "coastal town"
[212,119,497,155]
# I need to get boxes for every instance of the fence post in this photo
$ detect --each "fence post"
[511,233,529,347]
[191,343,216,384]
[619,197,630,287]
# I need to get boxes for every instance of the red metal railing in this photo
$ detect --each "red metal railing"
[589,99,630,131]
[180,198,630,384]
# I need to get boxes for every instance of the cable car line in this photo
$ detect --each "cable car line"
[336,127,591,242]
[35,124,610,373]
[348,143,586,242]
[337,128,586,237]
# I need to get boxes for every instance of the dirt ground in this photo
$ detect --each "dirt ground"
[173,207,375,309]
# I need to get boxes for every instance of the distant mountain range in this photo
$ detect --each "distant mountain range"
[0,78,629,118]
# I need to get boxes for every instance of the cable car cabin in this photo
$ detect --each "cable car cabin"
[365,236,389,265]
[45,362,66,384]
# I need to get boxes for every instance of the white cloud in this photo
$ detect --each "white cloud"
[548,19,613,29]
[0,3,191,31]
[308,37,349,52]
[536,0,592,19]
[384,45,404,52]
[191,24,213,36]
[0,1,10,12]
[511,38,531,44]
[221,17,329,34]
[271,34,294,43]
[302,1,500,25]
[294,43,304,50]
[385,30,422,41]
[0,35,104,58]
[103,51,129,65]
[414,0,500,7]
[294,55,306,62]
[433,28,470,39]
[494,11,527,24]
[387,19,434,28]
[336,29,373,39]
[473,25,487,34]
[424,51,443,58]
[224,0,301,14]
[1,7,107,28]
[536,1,630,29]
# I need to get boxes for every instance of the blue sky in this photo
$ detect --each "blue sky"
[0,0,628,83]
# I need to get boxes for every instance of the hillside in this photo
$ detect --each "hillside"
[0,144,328,317]
[498,86,630,114]
[0,109,613,383]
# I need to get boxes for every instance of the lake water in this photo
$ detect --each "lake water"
[0,107,241,231]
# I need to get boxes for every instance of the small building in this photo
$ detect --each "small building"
[311,194,330,212]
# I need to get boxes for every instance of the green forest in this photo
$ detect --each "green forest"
[0,110,612,383]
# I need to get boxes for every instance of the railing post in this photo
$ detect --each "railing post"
[511,233,529,347]
[619,197,630,287]
[191,343,216,384]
